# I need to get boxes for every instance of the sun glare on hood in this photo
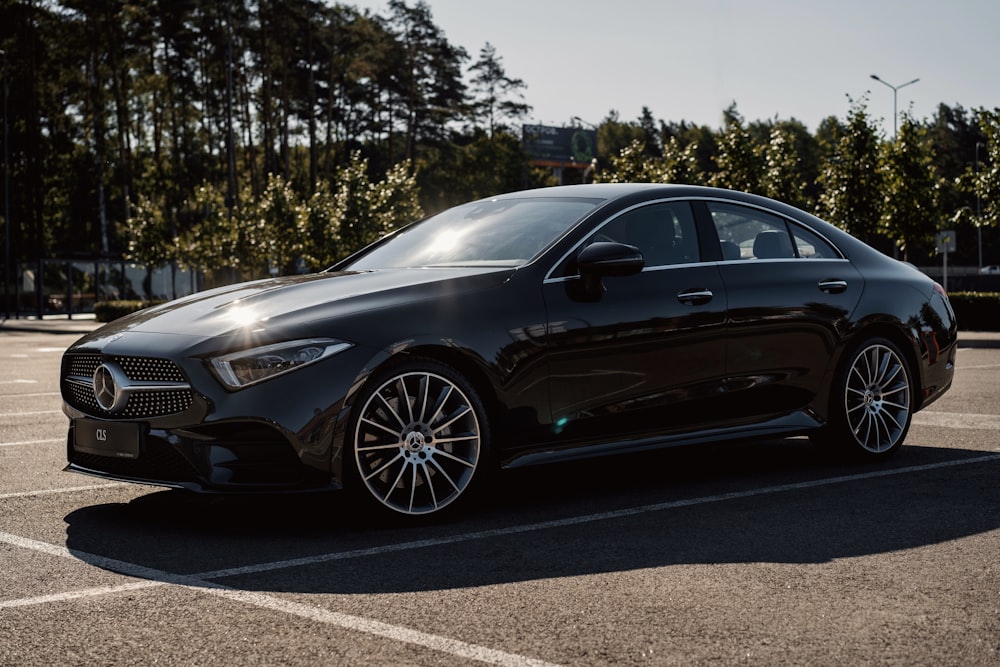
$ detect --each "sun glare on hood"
[224,304,269,328]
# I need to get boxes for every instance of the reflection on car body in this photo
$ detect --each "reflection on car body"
[61,184,957,519]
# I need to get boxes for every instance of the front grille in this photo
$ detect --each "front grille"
[63,353,194,419]
[118,356,186,382]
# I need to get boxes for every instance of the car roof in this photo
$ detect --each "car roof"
[489,182,712,201]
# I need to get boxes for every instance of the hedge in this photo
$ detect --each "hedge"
[93,300,167,323]
[947,292,1000,331]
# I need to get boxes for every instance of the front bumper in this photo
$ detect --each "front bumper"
[65,419,336,493]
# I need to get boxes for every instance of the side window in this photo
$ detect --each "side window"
[708,202,795,260]
[593,202,700,268]
[790,223,840,259]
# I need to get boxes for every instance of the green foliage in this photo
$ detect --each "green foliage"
[712,108,764,194]
[818,98,884,244]
[5,0,999,279]
[176,182,236,273]
[878,114,940,259]
[126,194,175,267]
[256,175,306,274]
[468,43,531,136]
[763,124,812,209]
[297,181,342,270]
[971,110,1000,229]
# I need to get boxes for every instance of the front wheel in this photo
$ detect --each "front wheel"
[349,358,489,518]
[815,338,914,459]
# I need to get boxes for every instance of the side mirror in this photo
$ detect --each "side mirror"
[575,242,644,297]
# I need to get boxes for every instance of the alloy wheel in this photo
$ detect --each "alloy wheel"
[354,370,481,515]
[844,343,911,454]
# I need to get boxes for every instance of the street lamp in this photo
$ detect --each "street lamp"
[2,48,9,319]
[976,141,984,271]
[870,74,920,138]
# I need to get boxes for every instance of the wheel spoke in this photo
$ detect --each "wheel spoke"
[361,415,402,440]
[376,392,407,431]
[416,374,431,424]
[356,441,402,452]
[364,451,404,483]
[433,433,479,445]
[433,405,472,434]
[420,462,439,509]
[431,446,476,468]
[407,462,418,513]
[397,377,415,424]
[427,385,454,426]
[428,456,462,494]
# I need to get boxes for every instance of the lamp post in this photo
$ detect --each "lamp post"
[2,48,9,319]
[869,74,919,138]
[976,141,984,271]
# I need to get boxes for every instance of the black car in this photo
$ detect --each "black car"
[61,184,957,518]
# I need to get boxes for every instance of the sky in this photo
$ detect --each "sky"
[352,0,1000,136]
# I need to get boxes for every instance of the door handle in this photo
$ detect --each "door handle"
[677,288,713,305]
[818,279,848,294]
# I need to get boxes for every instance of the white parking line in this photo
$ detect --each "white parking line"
[194,452,1000,580]
[0,532,561,667]
[0,410,63,416]
[2,454,998,665]
[0,483,127,499]
[0,379,38,384]
[0,438,62,447]
[912,411,1000,430]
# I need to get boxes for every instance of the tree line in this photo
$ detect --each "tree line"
[597,101,999,265]
[1,0,998,285]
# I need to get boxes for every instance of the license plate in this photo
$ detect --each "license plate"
[73,419,142,459]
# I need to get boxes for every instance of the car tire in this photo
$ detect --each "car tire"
[348,357,490,519]
[813,337,913,459]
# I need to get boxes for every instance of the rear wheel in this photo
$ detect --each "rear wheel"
[815,337,913,459]
[349,358,489,518]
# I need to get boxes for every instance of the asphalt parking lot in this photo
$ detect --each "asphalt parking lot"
[2,318,998,666]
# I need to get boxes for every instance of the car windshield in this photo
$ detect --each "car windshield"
[341,197,602,270]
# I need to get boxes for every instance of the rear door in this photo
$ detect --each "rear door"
[702,200,863,419]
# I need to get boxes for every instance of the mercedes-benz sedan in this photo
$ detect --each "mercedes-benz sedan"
[61,184,957,519]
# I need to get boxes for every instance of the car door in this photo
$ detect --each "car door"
[702,200,863,420]
[539,200,728,448]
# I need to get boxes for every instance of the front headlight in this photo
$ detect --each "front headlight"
[210,338,352,389]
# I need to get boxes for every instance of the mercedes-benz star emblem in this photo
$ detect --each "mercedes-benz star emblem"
[93,363,123,413]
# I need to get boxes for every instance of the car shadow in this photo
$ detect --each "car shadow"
[63,440,1000,595]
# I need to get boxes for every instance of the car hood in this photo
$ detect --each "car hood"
[74,267,516,346]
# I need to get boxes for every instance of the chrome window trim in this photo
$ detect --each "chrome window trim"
[543,195,847,284]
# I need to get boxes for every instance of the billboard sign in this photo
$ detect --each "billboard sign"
[522,124,597,168]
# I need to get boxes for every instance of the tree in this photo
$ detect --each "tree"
[763,124,810,208]
[467,42,530,136]
[818,98,884,244]
[879,114,940,260]
[333,152,422,256]
[967,109,1000,229]
[383,0,467,161]
[712,107,764,194]
[297,180,341,270]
